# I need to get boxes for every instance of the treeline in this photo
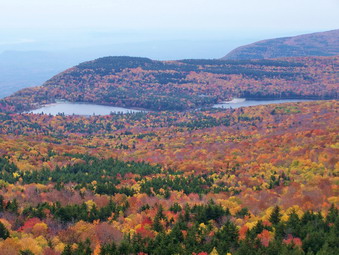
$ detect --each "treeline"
[0,109,239,135]
[0,155,236,196]
[0,195,127,223]
[178,59,306,67]
[86,205,338,254]
[0,155,161,196]
[2,194,337,255]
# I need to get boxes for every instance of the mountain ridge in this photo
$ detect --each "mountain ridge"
[222,29,339,60]
[1,55,338,113]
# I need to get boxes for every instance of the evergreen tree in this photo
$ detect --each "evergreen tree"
[61,244,72,255]
[6,198,18,214]
[326,204,338,224]
[286,209,301,237]
[302,231,325,254]
[213,220,239,253]
[269,205,282,225]
[0,195,4,212]
[0,221,10,240]
[74,239,92,255]
[100,242,117,255]
[20,250,34,255]
[153,214,163,232]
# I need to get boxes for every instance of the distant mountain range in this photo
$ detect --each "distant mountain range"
[0,51,88,99]
[0,39,240,99]
[1,29,338,112]
[222,29,339,60]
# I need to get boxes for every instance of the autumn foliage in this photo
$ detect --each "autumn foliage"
[0,100,338,254]
[0,56,338,113]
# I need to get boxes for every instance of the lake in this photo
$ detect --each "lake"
[28,102,142,116]
[28,98,313,116]
[213,98,312,109]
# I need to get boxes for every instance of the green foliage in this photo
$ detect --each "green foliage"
[269,205,282,225]
[62,239,91,255]
[0,221,10,240]
[140,175,225,195]
[191,200,230,224]
[19,250,35,255]
[6,199,18,214]
[22,199,125,223]
[0,155,161,196]
[235,207,250,218]
[98,207,339,255]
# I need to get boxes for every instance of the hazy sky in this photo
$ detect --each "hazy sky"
[0,0,338,57]
[1,0,338,30]
[0,0,338,94]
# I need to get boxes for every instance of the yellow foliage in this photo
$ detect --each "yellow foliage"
[0,180,9,188]
[263,207,275,221]
[284,205,304,218]
[217,198,241,215]
[0,218,12,231]
[51,236,62,247]
[210,247,219,255]
[329,142,339,149]
[131,183,141,192]
[13,172,20,178]
[35,235,48,248]
[85,200,96,210]
[328,196,339,205]
[55,242,66,253]
[32,222,48,236]
[199,223,207,230]
[20,237,43,255]
[72,243,79,250]
[281,213,289,222]
[234,218,244,226]
[35,183,48,191]
[0,237,22,255]
[245,221,257,230]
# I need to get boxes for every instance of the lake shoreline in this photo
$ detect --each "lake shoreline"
[212,98,317,109]
[23,98,328,116]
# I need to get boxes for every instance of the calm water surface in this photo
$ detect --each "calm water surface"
[213,98,312,109]
[29,102,142,116]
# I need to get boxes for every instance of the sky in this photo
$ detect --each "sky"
[1,0,338,30]
[0,0,338,58]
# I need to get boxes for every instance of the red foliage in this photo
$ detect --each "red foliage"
[283,234,303,247]
[19,217,41,233]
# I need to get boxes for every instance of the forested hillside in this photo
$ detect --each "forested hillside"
[222,29,339,60]
[0,100,338,254]
[1,56,338,113]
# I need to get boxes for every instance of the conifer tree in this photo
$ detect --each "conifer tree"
[269,205,282,225]
[0,221,10,240]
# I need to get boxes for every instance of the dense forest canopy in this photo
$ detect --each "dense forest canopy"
[0,100,338,254]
